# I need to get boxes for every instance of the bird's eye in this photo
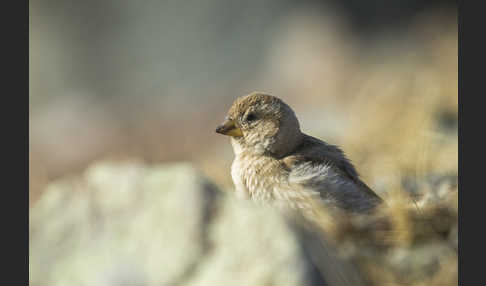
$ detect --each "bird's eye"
[246,113,257,122]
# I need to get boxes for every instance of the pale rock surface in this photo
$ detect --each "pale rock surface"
[30,161,364,286]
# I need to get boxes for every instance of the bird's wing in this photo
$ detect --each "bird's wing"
[282,135,382,213]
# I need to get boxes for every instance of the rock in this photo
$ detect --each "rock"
[386,243,456,282]
[30,160,365,286]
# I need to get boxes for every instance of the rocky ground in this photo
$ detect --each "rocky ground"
[30,160,457,286]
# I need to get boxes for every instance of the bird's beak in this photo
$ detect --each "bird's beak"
[215,117,243,137]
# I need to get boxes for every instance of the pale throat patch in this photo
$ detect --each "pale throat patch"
[230,137,244,155]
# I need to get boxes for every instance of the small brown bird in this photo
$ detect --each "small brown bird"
[216,92,382,215]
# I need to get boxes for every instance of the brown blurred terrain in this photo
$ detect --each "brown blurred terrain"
[30,1,457,285]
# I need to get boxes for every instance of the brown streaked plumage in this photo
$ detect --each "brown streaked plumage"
[216,92,383,216]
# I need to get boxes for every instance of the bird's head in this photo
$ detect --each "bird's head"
[216,92,303,157]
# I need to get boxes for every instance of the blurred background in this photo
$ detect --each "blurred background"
[29,1,457,285]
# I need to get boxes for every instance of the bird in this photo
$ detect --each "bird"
[215,92,383,216]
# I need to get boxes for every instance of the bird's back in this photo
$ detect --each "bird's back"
[282,134,383,213]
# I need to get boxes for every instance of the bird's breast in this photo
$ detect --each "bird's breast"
[231,154,288,203]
